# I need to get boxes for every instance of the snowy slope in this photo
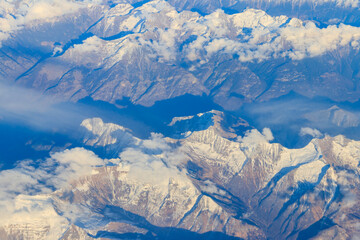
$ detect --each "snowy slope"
[1,0,360,109]
[0,113,359,239]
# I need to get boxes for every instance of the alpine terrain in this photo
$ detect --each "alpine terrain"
[0,0,359,239]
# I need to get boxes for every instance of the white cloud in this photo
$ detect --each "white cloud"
[188,9,360,62]
[0,120,195,235]
[0,147,105,227]
[119,147,153,163]
[237,128,274,144]
[24,1,79,22]
[90,3,360,65]
[0,194,69,238]
[125,155,185,187]
[262,127,274,141]
[142,133,171,151]
[200,180,226,195]
[280,22,360,60]
[48,148,105,187]
[0,135,181,229]
[0,114,359,237]
[300,127,323,138]
[15,0,358,68]
[115,130,189,188]
[0,0,100,47]
[1,0,359,58]
[335,170,359,208]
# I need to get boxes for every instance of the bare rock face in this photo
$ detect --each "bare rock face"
[1,113,359,239]
[2,0,360,110]
[180,126,360,239]
[52,164,264,239]
[1,0,359,239]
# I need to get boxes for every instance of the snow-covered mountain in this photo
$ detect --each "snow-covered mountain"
[1,1,360,239]
[1,0,360,110]
[0,112,359,239]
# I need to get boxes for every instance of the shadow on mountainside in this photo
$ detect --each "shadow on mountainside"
[88,205,243,240]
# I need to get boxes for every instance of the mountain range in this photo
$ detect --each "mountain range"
[0,0,360,239]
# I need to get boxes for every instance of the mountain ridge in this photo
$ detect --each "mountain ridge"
[0,112,359,239]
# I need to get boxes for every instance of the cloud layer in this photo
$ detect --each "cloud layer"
[0,82,90,132]
[0,121,186,230]
[1,116,360,238]
[59,1,360,69]
[0,0,101,46]
[0,147,105,227]
[2,1,360,61]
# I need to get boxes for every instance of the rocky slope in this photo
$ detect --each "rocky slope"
[1,0,360,110]
[1,1,360,239]
[0,111,359,239]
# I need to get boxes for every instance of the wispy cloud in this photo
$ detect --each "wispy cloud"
[0,82,88,133]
